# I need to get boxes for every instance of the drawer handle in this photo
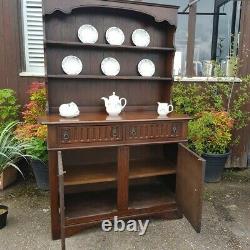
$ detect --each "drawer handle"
[130,127,137,137]
[172,126,177,134]
[111,127,118,138]
[63,131,70,140]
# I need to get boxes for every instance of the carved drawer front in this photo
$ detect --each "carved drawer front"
[126,122,183,141]
[126,123,169,141]
[59,125,123,145]
[170,122,183,138]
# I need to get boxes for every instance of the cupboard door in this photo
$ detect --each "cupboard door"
[176,143,205,233]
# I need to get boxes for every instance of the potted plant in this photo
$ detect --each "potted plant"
[173,74,250,181]
[15,82,48,190]
[0,89,20,190]
[0,122,33,229]
[26,137,48,190]
[188,111,234,182]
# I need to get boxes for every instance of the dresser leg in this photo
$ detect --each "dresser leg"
[117,146,129,211]
[49,151,61,240]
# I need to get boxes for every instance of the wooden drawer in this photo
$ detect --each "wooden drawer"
[125,122,184,141]
[58,125,123,145]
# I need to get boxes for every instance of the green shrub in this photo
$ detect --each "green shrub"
[188,111,234,155]
[26,138,48,163]
[0,89,20,130]
[0,122,33,176]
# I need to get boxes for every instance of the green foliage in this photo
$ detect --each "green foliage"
[0,89,20,130]
[172,83,207,116]
[15,82,48,163]
[0,122,33,175]
[229,76,250,129]
[26,138,48,163]
[188,111,234,155]
[172,76,250,130]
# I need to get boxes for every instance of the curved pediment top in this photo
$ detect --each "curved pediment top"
[43,0,178,26]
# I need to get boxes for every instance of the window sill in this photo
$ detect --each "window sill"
[174,76,242,83]
[19,72,45,77]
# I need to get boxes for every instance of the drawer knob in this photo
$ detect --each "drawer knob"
[172,126,177,134]
[111,127,118,138]
[130,127,137,137]
[63,131,70,140]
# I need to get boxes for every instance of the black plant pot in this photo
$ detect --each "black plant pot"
[202,152,230,183]
[31,160,49,190]
[0,205,8,229]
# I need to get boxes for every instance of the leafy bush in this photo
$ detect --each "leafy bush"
[172,76,250,130]
[188,111,234,155]
[15,82,48,162]
[0,89,20,130]
[172,83,207,116]
[26,138,48,163]
[0,122,33,176]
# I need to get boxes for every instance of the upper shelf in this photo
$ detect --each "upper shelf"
[47,75,173,81]
[45,40,175,53]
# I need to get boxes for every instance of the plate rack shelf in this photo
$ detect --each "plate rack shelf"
[40,0,205,241]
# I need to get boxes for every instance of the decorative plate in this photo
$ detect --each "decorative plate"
[138,59,155,77]
[62,56,83,75]
[78,24,98,44]
[101,57,120,76]
[106,27,125,45]
[132,29,150,47]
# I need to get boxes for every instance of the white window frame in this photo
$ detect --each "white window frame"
[20,0,45,77]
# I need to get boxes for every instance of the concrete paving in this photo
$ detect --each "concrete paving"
[0,169,250,250]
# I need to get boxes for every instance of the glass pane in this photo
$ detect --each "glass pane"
[194,0,214,76]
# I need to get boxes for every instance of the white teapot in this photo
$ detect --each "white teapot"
[59,102,80,118]
[157,102,173,116]
[101,92,127,116]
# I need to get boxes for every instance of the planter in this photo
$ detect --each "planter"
[0,205,8,229]
[0,167,17,190]
[202,152,230,183]
[31,160,49,190]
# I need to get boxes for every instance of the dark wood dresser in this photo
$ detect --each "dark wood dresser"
[40,0,205,240]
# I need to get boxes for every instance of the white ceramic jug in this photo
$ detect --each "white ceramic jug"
[157,102,173,116]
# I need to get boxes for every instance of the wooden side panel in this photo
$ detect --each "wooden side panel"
[176,143,205,233]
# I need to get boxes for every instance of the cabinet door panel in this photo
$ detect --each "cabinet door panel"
[176,143,205,233]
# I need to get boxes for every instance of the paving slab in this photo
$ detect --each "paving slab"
[0,170,250,250]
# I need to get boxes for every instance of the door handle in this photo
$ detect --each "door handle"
[130,127,137,137]
[62,130,70,141]
[111,127,118,138]
[172,126,177,134]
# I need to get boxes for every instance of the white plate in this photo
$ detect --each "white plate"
[106,27,125,45]
[101,57,120,76]
[78,24,98,44]
[132,29,150,47]
[62,56,83,75]
[138,59,155,77]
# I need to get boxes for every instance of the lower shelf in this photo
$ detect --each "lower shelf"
[65,181,176,223]
[65,188,117,219]
[129,182,176,209]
